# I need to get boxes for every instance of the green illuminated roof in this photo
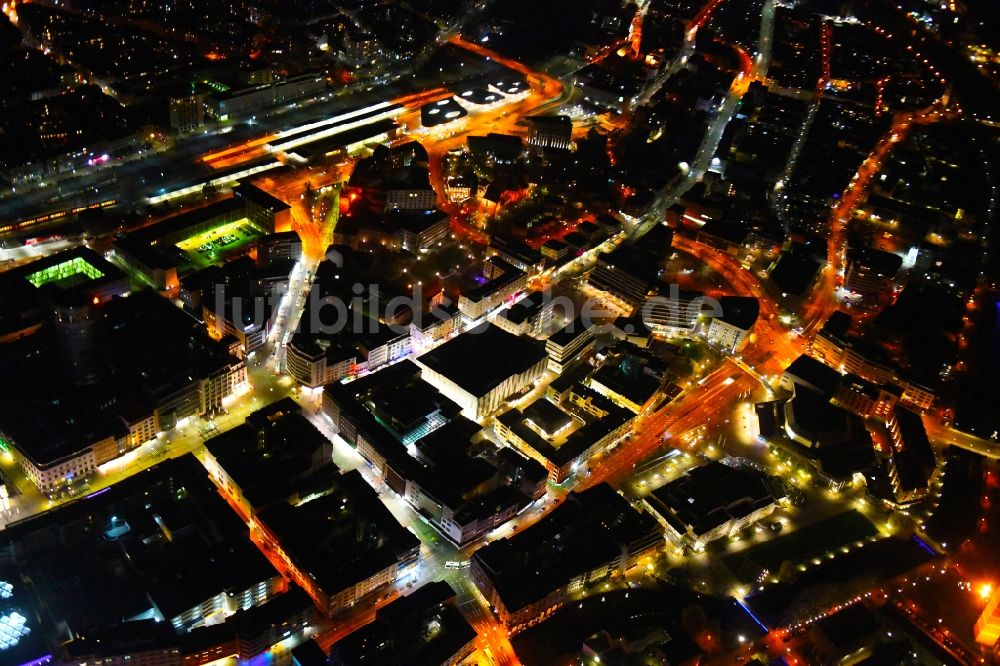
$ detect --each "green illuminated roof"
[26,256,105,288]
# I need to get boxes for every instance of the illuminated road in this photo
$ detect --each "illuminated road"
[755,0,775,79]
[689,0,726,36]
[924,418,1000,459]
[633,0,773,241]
[635,0,743,108]
[540,0,785,498]
[0,362,295,528]
[672,234,803,375]
[167,39,573,663]
[579,362,756,491]
[819,21,832,93]
[405,35,566,245]
[254,164,351,261]
[1,5,983,666]
[799,97,958,338]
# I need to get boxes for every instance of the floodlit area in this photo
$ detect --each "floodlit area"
[174,217,262,264]
[0,0,997,664]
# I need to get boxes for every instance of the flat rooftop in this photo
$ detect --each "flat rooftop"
[416,323,547,398]
[0,291,239,468]
[770,249,821,296]
[0,455,276,632]
[523,399,574,437]
[645,461,778,537]
[4,246,126,294]
[472,484,661,612]
[256,470,419,598]
[204,400,336,510]
[716,295,760,331]
[127,197,247,246]
[331,581,476,665]
[388,209,449,234]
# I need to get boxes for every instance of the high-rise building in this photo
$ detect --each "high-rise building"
[169,94,206,133]
[526,115,573,151]
[545,317,596,373]
[975,586,1000,648]
[705,296,759,352]
[343,31,380,68]
[52,296,101,385]
[844,247,902,297]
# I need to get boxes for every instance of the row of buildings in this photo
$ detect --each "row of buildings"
[471,483,663,634]
[0,455,294,664]
[169,72,327,131]
[199,399,420,616]
[757,353,938,506]
[110,182,291,292]
[284,247,538,391]
[0,250,247,493]
[0,182,311,494]
[807,311,936,410]
[0,396,477,665]
[585,226,760,351]
[321,355,548,546]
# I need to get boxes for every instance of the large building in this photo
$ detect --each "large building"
[415,323,548,420]
[494,386,634,483]
[586,229,673,316]
[587,245,663,316]
[763,358,879,491]
[200,399,420,616]
[769,246,821,312]
[781,354,843,397]
[342,30,381,67]
[808,313,936,410]
[526,114,573,150]
[642,461,782,551]
[390,209,451,252]
[234,182,292,232]
[238,463,416,616]
[493,290,555,338]
[0,452,327,665]
[0,286,244,493]
[281,256,414,383]
[321,361,545,546]
[545,316,597,373]
[489,236,543,273]
[285,333,356,388]
[199,399,327,520]
[0,456,283,639]
[409,302,463,351]
[458,257,528,321]
[975,586,1000,648]
[705,296,759,352]
[257,230,303,265]
[169,93,206,133]
[111,186,284,292]
[642,288,705,335]
[471,484,662,633]
[574,59,645,114]
[832,374,900,420]
[203,283,280,356]
[587,344,674,414]
[844,247,902,297]
[882,407,938,506]
[0,247,131,344]
[783,390,870,449]
[384,168,438,212]
[330,582,477,665]
[208,73,326,120]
